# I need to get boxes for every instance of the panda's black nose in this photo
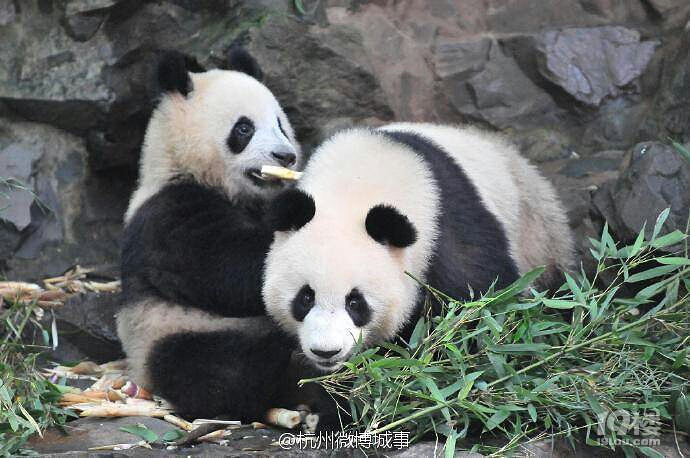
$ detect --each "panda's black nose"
[272,151,296,167]
[310,348,340,359]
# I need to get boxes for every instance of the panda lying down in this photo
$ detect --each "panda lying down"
[261,123,574,428]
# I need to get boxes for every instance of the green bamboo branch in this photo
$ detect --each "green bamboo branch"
[368,294,688,435]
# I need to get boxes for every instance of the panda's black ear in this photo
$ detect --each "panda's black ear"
[157,50,205,97]
[226,43,263,81]
[269,189,315,232]
[365,204,417,248]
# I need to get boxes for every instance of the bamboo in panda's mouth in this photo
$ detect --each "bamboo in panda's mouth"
[260,165,303,181]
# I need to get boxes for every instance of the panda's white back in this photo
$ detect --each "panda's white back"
[379,123,573,279]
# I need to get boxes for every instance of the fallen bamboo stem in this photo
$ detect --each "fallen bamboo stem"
[164,414,194,431]
[73,401,170,418]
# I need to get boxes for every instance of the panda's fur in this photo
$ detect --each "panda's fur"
[116,48,301,420]
[263,123,574,375]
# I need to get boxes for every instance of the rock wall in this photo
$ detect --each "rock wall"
[1,0,689,279]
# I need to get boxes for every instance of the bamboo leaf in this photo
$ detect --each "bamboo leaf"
[542,299,577,309]
[650,230,686,248]
[119,424,159,443]
[651,208,670,241]
[485,409,511,431]
[625,265,677,283]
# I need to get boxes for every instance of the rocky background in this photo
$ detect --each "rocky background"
[2,1,690,455]
[1,0,689,299]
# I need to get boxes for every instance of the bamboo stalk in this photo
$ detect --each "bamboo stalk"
[164,414,194,431]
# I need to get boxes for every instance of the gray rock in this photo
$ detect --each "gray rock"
[0,0,16,26]
[433,38,491,80]
[539,149,625,272]
[442,40,559,130]
[47,291,124,363]
[0,120,125,281]
[65,0,118,16]
[61,12,107,42]
[593,141,690,244]
[485,0,649,33]
[642,30,690,143]
[510,128,574,163]
[27,417,180,454]
[535,26,658,105]
[245,15,394,147]
[646,0,690,25]
[0,143,38,231]
[14,175,64,259]
[384,441,482,457]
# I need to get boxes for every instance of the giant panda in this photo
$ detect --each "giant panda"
[263,122,574,374]
[116,47,302,421]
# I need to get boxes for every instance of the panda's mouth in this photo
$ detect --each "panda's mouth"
[313,359,344,372]
[245,168,283,188]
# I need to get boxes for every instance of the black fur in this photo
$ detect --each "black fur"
[277,117,288,139]
[157,50,204,96]
[121,180,272,317]
[227,116,255,154]
[227,43,263,80]
[365,204,417,248]
[268,188,315,232]
[148,324,293,420]
[380,130,520,339]
[291,284,315,322]
[345,288,371,327]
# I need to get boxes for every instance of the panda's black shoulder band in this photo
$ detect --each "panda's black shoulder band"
[269,189,315,232]
[365,204,417,248]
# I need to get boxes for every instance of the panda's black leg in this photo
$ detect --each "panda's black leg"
[147,327,293,422]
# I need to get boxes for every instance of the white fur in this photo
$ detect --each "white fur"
[380,123,573,278]
[263,123,573,371]
[264,129,440,371]
[125,69,301,221]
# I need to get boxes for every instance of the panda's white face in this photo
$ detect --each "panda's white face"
[186,70,300,199]
[263,129,441,372]
[139,69,300,205]
[263,212,417,372]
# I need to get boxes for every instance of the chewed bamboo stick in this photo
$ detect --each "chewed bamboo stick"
[265,408,301,429]
[198,429,229,442]
[192,418,241,426]
[84,280,121,292]
[164,414,194,431]
[260,165,303,181]
[74,400,170,417]
[88,441,150,451]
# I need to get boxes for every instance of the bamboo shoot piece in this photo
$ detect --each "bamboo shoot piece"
[265,408,301,429]
[260,165,303,181]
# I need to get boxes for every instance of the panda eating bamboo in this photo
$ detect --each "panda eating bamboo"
[117,47,302,421]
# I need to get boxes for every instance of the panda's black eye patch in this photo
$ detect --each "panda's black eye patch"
[277,116,288,139]
[291,285,315,322]
[227,116,255,154]
[345,288,371,327]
